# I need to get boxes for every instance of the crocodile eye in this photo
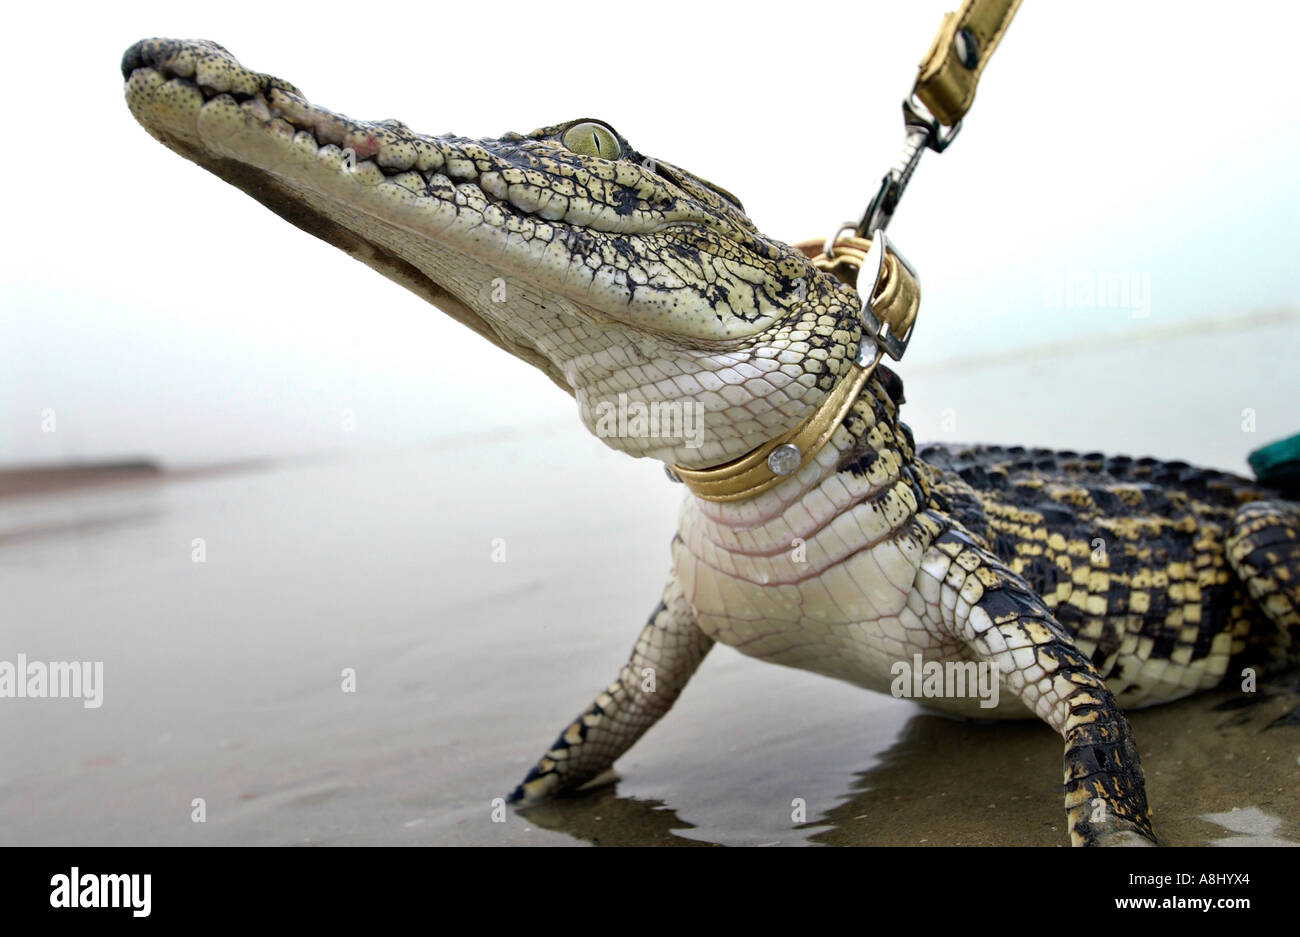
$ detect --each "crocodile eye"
[562,121,622,160]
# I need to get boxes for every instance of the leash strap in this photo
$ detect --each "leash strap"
[915,0,1022,128]
[858,0,1021,235]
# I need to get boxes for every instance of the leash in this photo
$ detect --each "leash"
[858,0,1022,237]
[674,0,1021,502]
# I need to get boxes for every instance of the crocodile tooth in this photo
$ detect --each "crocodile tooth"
[268,117,295,141]
[239,94,271,122]
[315,143,348,172]
[289,130,318,163]
[271,92,348,146]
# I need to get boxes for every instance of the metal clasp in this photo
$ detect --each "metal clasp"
[904,95,962,153]
[857,230,920,363]
[857,97,961,237]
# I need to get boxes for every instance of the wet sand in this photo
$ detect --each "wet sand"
[1,318,1298,847]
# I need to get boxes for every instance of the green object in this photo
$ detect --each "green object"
[1248,434,1300,490]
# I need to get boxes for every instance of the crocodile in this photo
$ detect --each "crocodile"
[122,38,1300,846]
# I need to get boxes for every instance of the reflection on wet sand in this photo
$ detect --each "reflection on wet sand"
[518,676,1300,847]
[518,781,717,847]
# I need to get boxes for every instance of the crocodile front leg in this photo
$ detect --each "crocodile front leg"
[508,572,712,805]
[921,528,1157,846]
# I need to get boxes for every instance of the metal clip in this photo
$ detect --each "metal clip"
[822,222,858,260]
[857,230,920,363]
[856,97,961,237]
[904,95,962,153]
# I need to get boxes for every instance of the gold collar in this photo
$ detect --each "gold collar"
[671,233,919,503]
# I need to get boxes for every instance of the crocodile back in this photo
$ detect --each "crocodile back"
[916,443,1290,704]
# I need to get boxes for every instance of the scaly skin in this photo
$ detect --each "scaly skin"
[123,38,1300,846]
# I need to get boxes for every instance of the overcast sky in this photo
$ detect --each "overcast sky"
[2,0,1298,468]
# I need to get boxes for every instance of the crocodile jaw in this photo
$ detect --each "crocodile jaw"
[122,39,862,466]
[123,39,583,390]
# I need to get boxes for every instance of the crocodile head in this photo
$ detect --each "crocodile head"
[123,39,866,468]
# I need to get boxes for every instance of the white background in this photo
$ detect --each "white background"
[3,0,1298,468]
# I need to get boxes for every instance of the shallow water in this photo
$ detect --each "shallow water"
[3,321,1299,846]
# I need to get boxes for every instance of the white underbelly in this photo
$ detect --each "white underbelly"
[672,531,965,693]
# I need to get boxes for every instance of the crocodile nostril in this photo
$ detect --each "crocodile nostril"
[120,40,149,81]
